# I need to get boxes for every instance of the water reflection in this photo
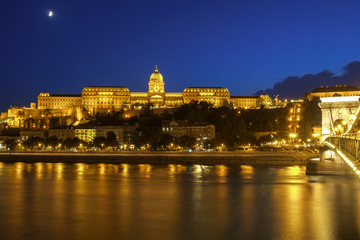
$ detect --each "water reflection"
[215,165,228,183]
[0,163,359,240]
[240,165,254,180]
[120,163,129,178]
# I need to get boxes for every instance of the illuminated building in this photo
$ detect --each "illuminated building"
[82,86,130,114]
[1,67,273,128]
[20,129,47,141]
[37,67,231,113]
[307,85,360,100]
[183,87,230,107]
[38,93,81,110]
[75,127,96,142]
[162,120,215,142]
[230,95,272,109]
[48,128,75,141]
[96,126,124,143]
[51,125,135,145]
[288,100,302,136]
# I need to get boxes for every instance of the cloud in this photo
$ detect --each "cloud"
[254,61,360,99]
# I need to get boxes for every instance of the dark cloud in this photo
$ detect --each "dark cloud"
[254,61,360,99]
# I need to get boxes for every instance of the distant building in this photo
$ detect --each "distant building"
[48,127,75,141]
[288,101,302,135]
[162,120,215,143]
[230,95,272,109]
[307,85,360,100]
[2,67,274,128]
[74,125,97,142]
[96,126,124,144]
[20,129,47,141]
[183,87,230,107]
[48,124,137,145]
[37,67,231,114]
[38,93,82,110]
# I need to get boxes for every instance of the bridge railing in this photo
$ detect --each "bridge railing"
[325,136,360,176]
[326,136,360,159]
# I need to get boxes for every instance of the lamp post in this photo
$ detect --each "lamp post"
[289,133,297,147]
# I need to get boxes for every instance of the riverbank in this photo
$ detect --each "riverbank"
[0,151,316,165]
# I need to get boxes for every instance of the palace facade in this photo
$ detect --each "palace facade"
[1,67,273,128]
[38,69,230,113]
[37,67,231,113]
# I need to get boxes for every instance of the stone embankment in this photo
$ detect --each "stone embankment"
[0,151,316,165]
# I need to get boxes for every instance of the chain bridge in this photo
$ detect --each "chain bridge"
[307,96,360,176]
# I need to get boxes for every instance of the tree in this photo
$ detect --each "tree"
[299,98,322,140]
[179,135,196,149]
[158,134,174,149]
[23,137,44,150]
[136,117,162,149]
[203,139,215,149]
[106,131,119,149]
[64,137,80,149]
[256,133,279,146]
[3,139,17,150]
[44,136,61,149]
[93,136,107,149]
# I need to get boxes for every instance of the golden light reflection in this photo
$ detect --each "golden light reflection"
[168,164,188,173]
[46,163,54,172]
[0,162,3,176]
[55,163,64,180]
[240,165,254,179]
[271,184,307,239]
[55,163,64,173]
[192,165,203,174]
[239,185,256,235]
[168,164,189,182]
[120,164,129,177]
[276,166,307,184]
[99,163,106,175]
[35,162,44,171]
[190,165,205,180]
[356,190,360,230]
[139,164,152,178]
[15,162,25,178]
[310,183,334,240]
[25,164,31,173]
[215,165,228,182]
[35,162,44,178]
[76,163,89,179]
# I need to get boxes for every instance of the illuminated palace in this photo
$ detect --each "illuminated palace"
[37,67,231,113]
[1,67,273,128]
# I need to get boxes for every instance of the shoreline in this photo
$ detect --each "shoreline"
[0,151,317,166]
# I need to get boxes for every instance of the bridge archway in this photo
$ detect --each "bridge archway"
[318,96,360,139]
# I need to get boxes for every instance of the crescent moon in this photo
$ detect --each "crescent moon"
[49,11,53,17]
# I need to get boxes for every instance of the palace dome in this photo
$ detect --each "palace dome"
[149,67,163,83]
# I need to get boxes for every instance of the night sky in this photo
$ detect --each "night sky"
[1,0,360,111]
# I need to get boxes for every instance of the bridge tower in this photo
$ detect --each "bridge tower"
[318,96,360,139]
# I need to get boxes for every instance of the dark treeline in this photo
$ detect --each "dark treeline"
[133,101,294,149]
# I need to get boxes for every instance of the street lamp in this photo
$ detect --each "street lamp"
[289,133,297,146]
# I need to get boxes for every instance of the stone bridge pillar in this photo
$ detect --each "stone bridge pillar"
[318,96,360,139]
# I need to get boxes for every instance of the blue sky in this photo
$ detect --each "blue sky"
[1,0,360,111]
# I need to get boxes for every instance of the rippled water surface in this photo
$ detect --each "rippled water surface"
[0,162,360,240]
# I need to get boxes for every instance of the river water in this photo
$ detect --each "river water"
[0,162,360,240]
